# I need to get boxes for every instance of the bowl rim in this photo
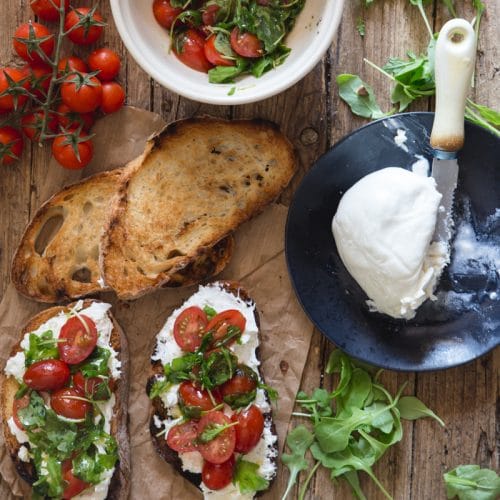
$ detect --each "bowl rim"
[110,0,345,105]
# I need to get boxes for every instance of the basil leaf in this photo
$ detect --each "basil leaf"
[25,330,59,366]
[233,458,269,495]
[444,465,500,500]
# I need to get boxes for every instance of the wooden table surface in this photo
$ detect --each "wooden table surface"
[0,1,498,499]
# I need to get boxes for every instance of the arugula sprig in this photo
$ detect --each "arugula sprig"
[282,351,444,500]
[25,330,60,366]
[444,465,500,500]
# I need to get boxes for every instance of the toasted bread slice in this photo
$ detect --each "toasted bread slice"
[1,300,130,499]
[11,170,235,303]
[101,118,296,299]
[147,281,278,497]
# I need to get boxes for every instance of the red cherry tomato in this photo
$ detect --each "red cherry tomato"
[56,103,95,131]
[58,315,98,364]
[204,35,235,67]
[179,381,221,412]
[88,48,121,81]
[166,420,199,453]
[174,29,213,73]
[198,411,236,464]
[62,467,90,499]
[13,22,55,64]
[0,67,30,111]
[100,81,125,114]
[231,405,264,453]
[21,109,58,142]
[205,310,246,344]
[51,387,91,419]
[26,63,52,99]
[61,73,102,113]
[173,306,208,352]
[0,126,23,166]
[220,367,257,399]
[152,0,183,30]
[58,56,89,75]
[73,371,107,400]
[202,455,235,490]
[12,394,30,430]
[230,28,263,58]
[64,8,104,46]
[23,359,70,392]
[31,0,69,22]
[202,5,220,26]
[52,131,94,170]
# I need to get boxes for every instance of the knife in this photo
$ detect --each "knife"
[430,18,476,245]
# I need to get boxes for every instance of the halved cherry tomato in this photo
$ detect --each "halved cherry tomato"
[174,29,213,73]
[31,0,69,22]
[0,126,24,165]
[230,28,263,58]
[0,67,30,111]
[58,56,89,76]
[179,381,221,413]
[58,315,98,364]
[88,48,121,81]
[64,8,104,46]
[166,420,199,453]
[56,103,95,131]
[61,73,103,113]
[100,81,125,114]
[24,359,70,391]
[152,0,183,30]
[205,310,246,344]
[62,467,90,499]
[202,454,235,490]
[51,387,91,419]
[73,371,108,400]
[204,35,235,67]
[220,365,257,404]
[13,22,55,64]
[231,404,264,453]
[197,411,236,464]
[202,5,220,26]
[12,394,30,430]
[173,306,207,352]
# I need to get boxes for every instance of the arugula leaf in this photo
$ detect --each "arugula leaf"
[149,377,171,399]
[397,396,445,426]
[77,346,110,378]
[197,422,238,444]
[32,453,64,498]
[233,458,269,495]
[14,382,29,399]
[444,465,500,500]
[18,391,46,428]
[281,425,314,500]
[208,58,249,84]
[25,330,59,366]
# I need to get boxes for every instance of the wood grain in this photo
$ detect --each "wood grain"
[0,0,498,499]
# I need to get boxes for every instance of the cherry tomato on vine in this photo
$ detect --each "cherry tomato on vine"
[197,411,236,464]
[12,394,30,430]
[25,63,52,99]
[51,387,91,419]
[0,126,23,165]
[0,67,30,111]
[152,0,183,30]
[52,131,94,170]
[230,28,263,58]
[202,5,220,26]
[58,315,98,364]
[58,56,89,75]
[31,0,69,22]
[174,29,213,73]
[13,22,55,64]
[101,81,125,114]
[166,420,199,453]
[173,306,208,352]
[23,359,71,392]
[21,109,58,142]
[56,103,95,131]
[204,35,235,67]
[88,48,121,81]
[202,455,235,490]
[61,73,102,113]
[231,404,264,453]
[62,467,90,499]
[65,7,104,46]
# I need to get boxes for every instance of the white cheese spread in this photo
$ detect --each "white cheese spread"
[17,445,30,462]
[7,417,28,444]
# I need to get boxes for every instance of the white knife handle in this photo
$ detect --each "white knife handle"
[430,19,476,153]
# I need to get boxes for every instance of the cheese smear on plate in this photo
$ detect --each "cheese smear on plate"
[332,167,449,319]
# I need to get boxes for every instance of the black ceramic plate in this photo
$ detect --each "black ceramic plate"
[286,112,499,371]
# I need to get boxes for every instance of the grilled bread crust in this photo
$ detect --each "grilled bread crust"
[0,300,130,499]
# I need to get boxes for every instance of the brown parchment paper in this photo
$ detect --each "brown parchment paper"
[0,107,315,499]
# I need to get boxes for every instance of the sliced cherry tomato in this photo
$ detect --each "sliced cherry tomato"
[56,103,95,131]
[21,109,58,142]
[12,394,30,430]
[220,365,257,408]
[61,73,102,113]
[178,381,221,414]
[58,56,89,75]
[13,22,55,64]
[73,371,108,400]
[174,29,213,73]
[23,359,70,392]
[205,309,246,344]
[166,420,199,453]
[51,387,91,419]
[0,67,30,111]
[153,0,183,30]
[0,126,23,165]
[230,28,263,58]
[64,8,104,46]
[100,81,125,114]
[204,35,235,67]
[88,48,121,81]
[173,306,208,352]
[31,0,69,22]
[198,411,236,465]
[231,404,264,453]
[52,131,94,170]
[202,454,235,490]
[58,315,98,364]
[202,5,220,26]
[62,467,90,499]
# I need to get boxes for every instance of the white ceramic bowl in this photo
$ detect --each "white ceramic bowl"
[110,0,344,105]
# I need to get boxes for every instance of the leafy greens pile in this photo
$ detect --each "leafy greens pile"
[281,351,444,500]
[338,0,499,136]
